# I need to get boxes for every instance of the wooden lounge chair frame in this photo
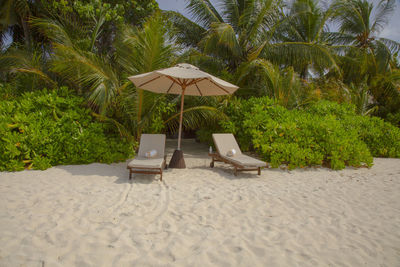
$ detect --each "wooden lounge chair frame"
[209,152,261,176]
[127,134,167,181]
[127,155,167,181]
[209,133,266,176]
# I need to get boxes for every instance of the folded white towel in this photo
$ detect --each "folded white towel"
[226,149,237,157]
[145,149,158,158]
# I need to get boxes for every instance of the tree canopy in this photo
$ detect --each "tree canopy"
[1,0,399,140]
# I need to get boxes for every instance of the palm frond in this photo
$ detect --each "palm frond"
[50,43,119,113]
[91,112,134,141]
[377,37,400,55]
[243,0,275,45]
[324,31,355,46]
[332,0,370,36]
[163,10,206,49]
[235,58,277,89]
[31,17,77,48]
[348,82,376,115]
[0,47,56,87]
[115,14,178,136]
[369,70,400,113]
[374,39,393,72]
[201,22,242,60]
[117,13,176,74]
[266,41,339,75]
[164,105,226,133]
[185,0,224,27]
[371,0,395,34]
[176,49,230,77]
[235,58,310,108]
[220,0,241,29]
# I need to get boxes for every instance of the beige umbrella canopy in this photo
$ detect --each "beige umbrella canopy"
[129,63,239,168]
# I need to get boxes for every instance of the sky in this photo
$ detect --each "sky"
[156,0,400,42]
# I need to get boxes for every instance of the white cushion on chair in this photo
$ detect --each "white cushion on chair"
[221,154,266,167]
[128,157,164,169]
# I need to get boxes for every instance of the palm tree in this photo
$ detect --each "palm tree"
[167,0,339,103]
[115,13,177,136]
[268,0,339,78]
[330,0,400,116]
[331,0,400,81]
[369,69,400,116]
[31,13,120,112]
[169,0,280,70]
[236,59,311,108]
[117,14,226,137]
[32,12,222,139]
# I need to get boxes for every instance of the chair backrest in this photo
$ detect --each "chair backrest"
[138,134,166,158]
[212,133,242,156]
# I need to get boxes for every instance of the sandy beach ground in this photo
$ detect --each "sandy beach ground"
[0,139,399,266]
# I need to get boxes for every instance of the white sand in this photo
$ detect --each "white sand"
[1,139,400,266]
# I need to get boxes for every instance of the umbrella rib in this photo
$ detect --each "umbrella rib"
[166,76,182,86]
[195,83,203,96]
[210,80,231,94]
[186,78,206,87]
[138,76,162,87]
[166,80,175,93]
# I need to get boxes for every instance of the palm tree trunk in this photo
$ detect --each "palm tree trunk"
[300,66,308,80]
[21,17,31,49]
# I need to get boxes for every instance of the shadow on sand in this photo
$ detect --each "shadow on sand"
[190,165,263,180]
[57,162,169,184]
[54,138,277,183]
[55,163,124,177]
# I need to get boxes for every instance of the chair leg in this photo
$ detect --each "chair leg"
[160,169,163,181]
[129,170,132,180]
[234,166,237,176]
[258,167,261,175]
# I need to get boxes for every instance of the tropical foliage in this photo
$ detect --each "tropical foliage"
[168,0,399,111]
[0,86,134,171]
[1,0,400,171]
[215,97,399,170]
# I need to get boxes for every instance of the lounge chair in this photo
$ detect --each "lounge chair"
[209,133,267,176]
[127,134,167,180]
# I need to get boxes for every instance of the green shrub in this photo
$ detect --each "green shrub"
[306,101,400,158]
[196,128,216,147]
[217,97,400,170]
[220,97,280,151]
[0,87,135,171]
[305,100,356,118]
[386,112,400,127]
[238,99,372,170]
[350,116,400,158]
[0,83,17,100]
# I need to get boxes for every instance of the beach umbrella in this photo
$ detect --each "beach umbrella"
[128,63,239,168]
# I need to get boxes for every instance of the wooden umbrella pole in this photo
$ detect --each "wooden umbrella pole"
[177,85,186,150]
